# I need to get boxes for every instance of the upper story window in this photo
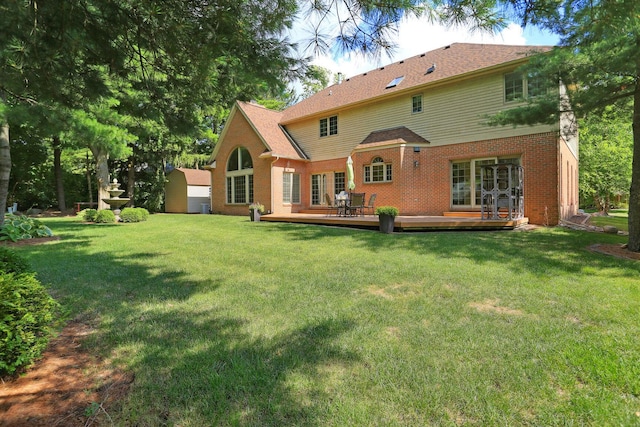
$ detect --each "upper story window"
[364,156,392,183]
[320,115,338,137]
[505,72,545,102]
[412,94,423,113]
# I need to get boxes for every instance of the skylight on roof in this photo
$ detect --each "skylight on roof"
[386,76,404,89]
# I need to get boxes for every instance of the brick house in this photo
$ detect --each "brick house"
[208,43,578,225]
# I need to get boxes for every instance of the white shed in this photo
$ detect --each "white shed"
[165,168,211,213]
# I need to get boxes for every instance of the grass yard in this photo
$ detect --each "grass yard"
[16,214,640,426]
[588,209,629,232]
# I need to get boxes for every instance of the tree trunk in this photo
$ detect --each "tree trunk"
[628,77,640,251]
[127,154,135,207]
[86,152,93,208]
[90,146,111,210]
[53,136,66,211]
[0,119,10,225]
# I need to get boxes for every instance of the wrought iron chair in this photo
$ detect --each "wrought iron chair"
[363,193,377,216]
[324,193,339,216]
[348,192,365,216]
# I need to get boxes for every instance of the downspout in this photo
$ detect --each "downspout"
[270,155,280,214]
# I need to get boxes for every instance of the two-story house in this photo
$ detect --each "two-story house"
[208,43,578,225]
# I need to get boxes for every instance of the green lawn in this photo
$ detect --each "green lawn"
[17,215,640,426]
[588,209,629,232]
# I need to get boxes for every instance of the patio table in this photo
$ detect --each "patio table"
[335,193,350,217]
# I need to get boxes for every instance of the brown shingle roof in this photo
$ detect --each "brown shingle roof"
[175,168,210,186]
[237,102,307,160]
[360,126,430,146]
[281,43,552,123]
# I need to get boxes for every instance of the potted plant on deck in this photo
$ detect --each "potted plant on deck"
[249,202,265,222]
[375,206,399,233]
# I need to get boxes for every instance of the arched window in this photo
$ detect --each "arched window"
[364,156,392,183]
[226,147,253,204]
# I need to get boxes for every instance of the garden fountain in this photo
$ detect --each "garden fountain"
[101,179,130,215]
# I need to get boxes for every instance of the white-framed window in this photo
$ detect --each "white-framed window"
[505,72,545,102]
[334,172,345,194]
[364,156,392,183]
[320,115,338,137]
[451,157,520,207]
[226,147,253,204]
[283,172,301,204]
[311,173,327,205]
[412,94,423,113]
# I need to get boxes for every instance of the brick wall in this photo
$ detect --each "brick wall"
[211,111,272,216]
[214,119,570,226]
[353,132,563,225]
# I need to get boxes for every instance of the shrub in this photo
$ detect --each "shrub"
[375,206,399,217]
[0,273,60,375]
[0,214,53,242]
[120,207,150,223]
[0,247,30,274]
[95,210,116,224]
[82,209,98,222]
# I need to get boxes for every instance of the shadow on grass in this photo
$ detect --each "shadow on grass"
[266,222,638,278]
[118,311,356,425]
[19,219,359,425]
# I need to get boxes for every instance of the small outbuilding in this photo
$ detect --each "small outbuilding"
[165,168,211,213]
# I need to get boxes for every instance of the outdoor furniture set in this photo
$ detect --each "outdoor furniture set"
[325,192,376,217]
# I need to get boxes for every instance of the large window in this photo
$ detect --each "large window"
[451,157,520,207]
[226,147,253,204]
[311,172,345,205]
[320,115,338,137]
[311,173,326,205]
[283,172,301,204]
[505,72,545,102]
[334,172,345,194]
[364,157,392,183]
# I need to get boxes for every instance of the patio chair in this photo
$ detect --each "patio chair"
[324,193,339,216]
[363,193,377,216]
[349,192,365,216]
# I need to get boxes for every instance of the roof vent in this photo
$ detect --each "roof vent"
[444,45,451,50]
[425,63,436,75]
[399,60,404,64]
[420,53,426,57]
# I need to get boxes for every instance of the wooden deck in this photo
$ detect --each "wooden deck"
[260,212,529,231]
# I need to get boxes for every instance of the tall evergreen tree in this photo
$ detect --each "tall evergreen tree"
[490,0,640,250]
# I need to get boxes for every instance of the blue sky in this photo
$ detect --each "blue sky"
[294,16,561,80]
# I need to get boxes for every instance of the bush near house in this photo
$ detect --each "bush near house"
[0,249,60,375]
[119,207,150,223]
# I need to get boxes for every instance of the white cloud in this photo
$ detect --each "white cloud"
[309,19,531,79]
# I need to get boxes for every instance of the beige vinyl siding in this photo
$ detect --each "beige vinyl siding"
[285,71,558,161]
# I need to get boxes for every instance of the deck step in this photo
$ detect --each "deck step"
[443,211,483,218]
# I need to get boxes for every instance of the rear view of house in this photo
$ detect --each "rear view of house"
[165,168,211,213]
[208,43,579,225]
